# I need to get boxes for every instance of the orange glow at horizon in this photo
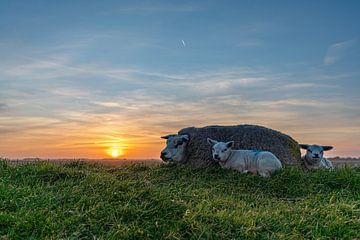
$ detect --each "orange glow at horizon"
[0,118,359,159]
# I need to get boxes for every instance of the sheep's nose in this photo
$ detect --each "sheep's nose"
[214,154,219,159]
[314,154,319,158]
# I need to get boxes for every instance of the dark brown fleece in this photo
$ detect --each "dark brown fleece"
[178,125,301,168]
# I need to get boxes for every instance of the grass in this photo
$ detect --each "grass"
[1,161,360,239]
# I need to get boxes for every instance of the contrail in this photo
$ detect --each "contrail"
[181,39,186,47]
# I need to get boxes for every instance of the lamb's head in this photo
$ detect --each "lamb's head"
[207,138,234,162]
[160,134,189,162]
[299,144,333,161]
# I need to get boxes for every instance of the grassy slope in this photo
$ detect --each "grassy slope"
[0,161,360,239]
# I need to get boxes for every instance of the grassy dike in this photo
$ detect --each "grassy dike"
[1,161,360,239]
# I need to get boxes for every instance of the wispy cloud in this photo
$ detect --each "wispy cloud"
[271,82,340,91]
[323,38,358,65]
[100,3,200,14]
[2,56,138,81]
[0,103,9,114]
[235,39,264,47]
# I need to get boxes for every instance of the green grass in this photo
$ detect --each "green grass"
[1,161,360,239]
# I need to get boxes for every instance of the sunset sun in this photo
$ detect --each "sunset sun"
[106,148,123,158]
[111,149,120,158]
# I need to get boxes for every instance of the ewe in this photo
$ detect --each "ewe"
[299,144,334,170]
[207,138,282,177]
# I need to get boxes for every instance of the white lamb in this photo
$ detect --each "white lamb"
[299,144,334,170]
[207,138,282,177]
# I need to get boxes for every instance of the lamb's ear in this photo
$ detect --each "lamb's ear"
[322,146,333,151]
[207,138,218,145]
[180,134,189,142]
[226,141,234,148]
[299,144,309,150]
[161,134,177,139]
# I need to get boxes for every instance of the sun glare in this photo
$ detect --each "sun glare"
[106,147,123,158]
[111,149,120,158]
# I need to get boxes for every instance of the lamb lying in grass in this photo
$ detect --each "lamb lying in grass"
[299,144,334,170]
[207,138,282,177]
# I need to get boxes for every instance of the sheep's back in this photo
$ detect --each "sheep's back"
[178,125,301,168]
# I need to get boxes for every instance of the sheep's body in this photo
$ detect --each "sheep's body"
[178,125,301,168]
[220,150,282,177]
[302,156,333,170]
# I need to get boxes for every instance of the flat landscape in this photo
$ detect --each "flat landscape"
[4,157,359,167]
[329,157,360,167]
[5,158,163,167]
[1,160,359,239]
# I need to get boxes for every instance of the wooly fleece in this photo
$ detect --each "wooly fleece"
[178,125,301,168]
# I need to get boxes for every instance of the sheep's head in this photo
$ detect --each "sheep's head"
[299,144,333,162]
[160,134,189,163]
[207,138,234,162]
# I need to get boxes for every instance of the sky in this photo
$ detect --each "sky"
[0,0,359,159]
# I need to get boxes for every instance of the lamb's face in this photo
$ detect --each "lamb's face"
[160,134,189,162]
[207,138,234,162]
[300,144,333,161]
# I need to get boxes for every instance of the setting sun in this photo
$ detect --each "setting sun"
[111,149,120,158]
[106,147,124,158]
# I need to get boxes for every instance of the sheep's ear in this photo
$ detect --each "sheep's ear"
[299,144,309,150]
[161,134,177,139]
[226,141,234,148]
[322,146,333,151]
[207,138,217,145]
[180,134,189,142]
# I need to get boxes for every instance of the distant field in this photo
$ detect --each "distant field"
[330,158,360,167]
[1,161,360,239]
[5,158,163,166]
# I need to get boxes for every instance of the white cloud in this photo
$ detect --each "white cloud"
[92,101,122,108]
[2,56,138,81]
[323,38,358,65]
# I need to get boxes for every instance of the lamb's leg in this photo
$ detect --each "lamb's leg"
[241,170,258,176]
[257,153,282,177]
[324,159,334,170]
[258,170,271,178]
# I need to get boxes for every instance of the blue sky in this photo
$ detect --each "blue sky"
[0,0,359,158]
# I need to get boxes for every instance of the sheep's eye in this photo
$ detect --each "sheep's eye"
[174,140,183,149]
[222,148,227,152]
[320,150,323,153]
